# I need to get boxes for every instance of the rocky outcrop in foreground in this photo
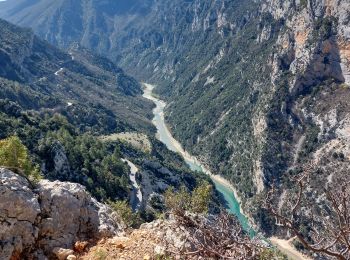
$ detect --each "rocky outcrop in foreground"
[0,168,122,260]
[81,213,268,259]
[80,216,191,260]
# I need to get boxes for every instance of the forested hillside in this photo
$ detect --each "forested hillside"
[0,18,212,219]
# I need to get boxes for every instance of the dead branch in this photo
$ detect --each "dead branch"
[265,163,350,260]
[168,212,265,259]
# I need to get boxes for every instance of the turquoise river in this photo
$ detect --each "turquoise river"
[142,83,254,236]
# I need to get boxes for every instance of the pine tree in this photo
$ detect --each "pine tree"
[0,136,41,181]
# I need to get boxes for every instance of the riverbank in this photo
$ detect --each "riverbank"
[142,83,241,199]
[143,82,313,258]
[142,82,254,233]
[270,237,312,260]
[143,83,241,195]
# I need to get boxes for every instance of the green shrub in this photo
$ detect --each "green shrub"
[164,181,212,215]
[0,136,41,181]
[109,200,140,228]
[259,248,288,260]
[164,186,191,215]
[190,181,213,214]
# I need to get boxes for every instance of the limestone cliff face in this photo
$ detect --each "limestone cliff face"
[263,0,350,86]
[42,141,72,180]
[0,168,122,260]
[260,0,350,172]
[249,0,350,232]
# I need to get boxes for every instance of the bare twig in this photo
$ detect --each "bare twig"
[167,212,265,259]
[265,163,350,259]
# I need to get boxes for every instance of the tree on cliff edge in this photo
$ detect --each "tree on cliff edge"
[0,136,41,181]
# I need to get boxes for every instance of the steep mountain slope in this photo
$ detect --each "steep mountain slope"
[0,0,154,54]
[2,0,350,236]
[0,17,149,203]
[0,18,215,220]
[0,18,153,133]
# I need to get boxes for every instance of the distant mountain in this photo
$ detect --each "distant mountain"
[0,0,154,55]
[0,18,153,132]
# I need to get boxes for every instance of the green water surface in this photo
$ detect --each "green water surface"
[144,84,255,236]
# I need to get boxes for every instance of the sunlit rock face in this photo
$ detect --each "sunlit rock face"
[0,168,122,260]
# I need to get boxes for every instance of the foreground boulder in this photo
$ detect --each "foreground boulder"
[0,168,122,259]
